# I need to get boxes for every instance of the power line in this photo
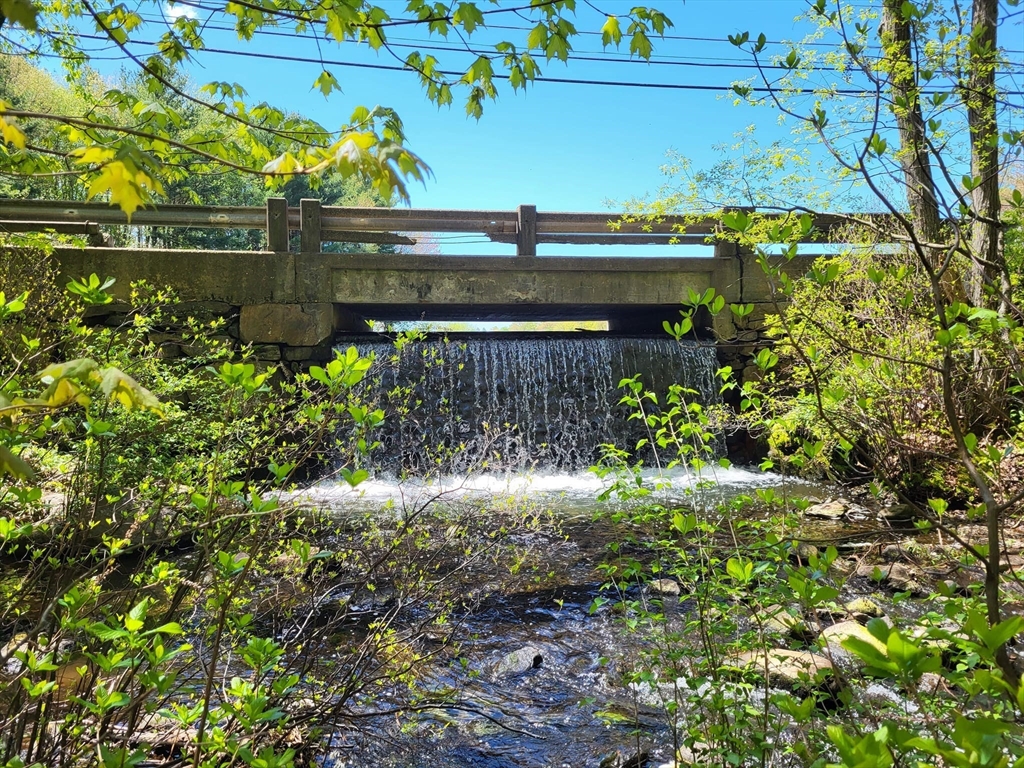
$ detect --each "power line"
[24,29,1024,98]
[56,23,1024,81]
[176,42,1024,97]
[161,0,1024,55]
[128,15,1024,73]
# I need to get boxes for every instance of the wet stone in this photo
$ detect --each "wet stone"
[492,645,543,677]
[854,562,927,594]
[789,542,819,562]
[879,504,916,522]
[820,620,888,669]
[880,544,903,562]
[844,598,884,622]
[647,578,681,597]
[728,648,836,691]
[805,499,851,519]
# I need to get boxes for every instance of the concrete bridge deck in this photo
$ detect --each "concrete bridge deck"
[1,198,860,359]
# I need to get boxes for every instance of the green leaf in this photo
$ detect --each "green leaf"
[312,70,340,97]
[0,0,38,30]
[721,210,750,233]
[98,367,162,413]
[600,15,622,47]
[629,30,652,59]
[89,621,128,641]
[453,2,484,34]
[726,557,752,584]
[341,467,369,487]
[0,446,35,480]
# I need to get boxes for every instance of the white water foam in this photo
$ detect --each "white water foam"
[292,466,823,515]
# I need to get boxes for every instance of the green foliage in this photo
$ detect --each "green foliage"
[0,256,548,766]
[0,60,396,249]
[596,372,1024,768]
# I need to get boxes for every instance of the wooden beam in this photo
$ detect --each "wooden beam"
[300,198,321,254]
[266,198,290,252]
[517,204,537,256]
[320,215,516,234]
[489,232,710,246]
[0,219,108,246]
[0,200,266,228]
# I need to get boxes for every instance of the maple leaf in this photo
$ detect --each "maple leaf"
[313,70,341,97]
[601,15,622,48]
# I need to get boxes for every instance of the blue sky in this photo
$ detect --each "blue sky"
[63,0,1021,225]
[152,0,821,212]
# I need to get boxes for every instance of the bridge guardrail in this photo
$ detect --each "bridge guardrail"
[1,197,877,257]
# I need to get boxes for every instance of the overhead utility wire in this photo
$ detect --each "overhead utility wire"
[64,24,1024,77]
[41,28,1024,98]
[160,0,1024,55]
[485,22,1024,55]
[167,42,1024,96]
[123,16,1024,73]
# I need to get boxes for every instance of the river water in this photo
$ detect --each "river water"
[302,467,828,767]
[308,336,828,766]
[303,466,823,516]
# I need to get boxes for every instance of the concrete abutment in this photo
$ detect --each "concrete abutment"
[50,244,812,374]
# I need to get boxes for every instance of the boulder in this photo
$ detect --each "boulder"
[820,620,888,668]
[728,648,836,690]
[805,499,851,519]
[647,578,681,597]
[844,598,884,622]
[492,645,543,677]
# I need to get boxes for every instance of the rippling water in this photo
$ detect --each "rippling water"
[297,466,825,516]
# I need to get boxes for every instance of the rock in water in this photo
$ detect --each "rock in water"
[805,499,851,519]
[647,579,681,596]
[727,648,836,690]
[844,598,885,622]
[854,562,927,594]
[819,620,888,669]
[879,504,915,521]
[493,645,543,677]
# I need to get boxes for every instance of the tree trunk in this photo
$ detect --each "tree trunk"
[966,0,1003,309]
[881,0,942,250]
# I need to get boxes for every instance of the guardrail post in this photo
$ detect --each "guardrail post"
[516,204,537,256]
[300,198,321,253]
[84,222,108,247]
[266,198,290,252]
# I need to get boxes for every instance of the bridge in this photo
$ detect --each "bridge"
[1,198,851,364]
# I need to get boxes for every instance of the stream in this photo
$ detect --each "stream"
[301,467,838,768]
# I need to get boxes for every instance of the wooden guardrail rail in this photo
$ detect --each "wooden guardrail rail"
[1,198,868,256]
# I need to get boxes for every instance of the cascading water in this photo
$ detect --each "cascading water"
[352,335,721,475]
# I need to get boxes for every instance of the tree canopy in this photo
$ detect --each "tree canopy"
[0,0,672,216]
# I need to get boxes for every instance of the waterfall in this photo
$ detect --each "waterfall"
[352,336,721,474]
